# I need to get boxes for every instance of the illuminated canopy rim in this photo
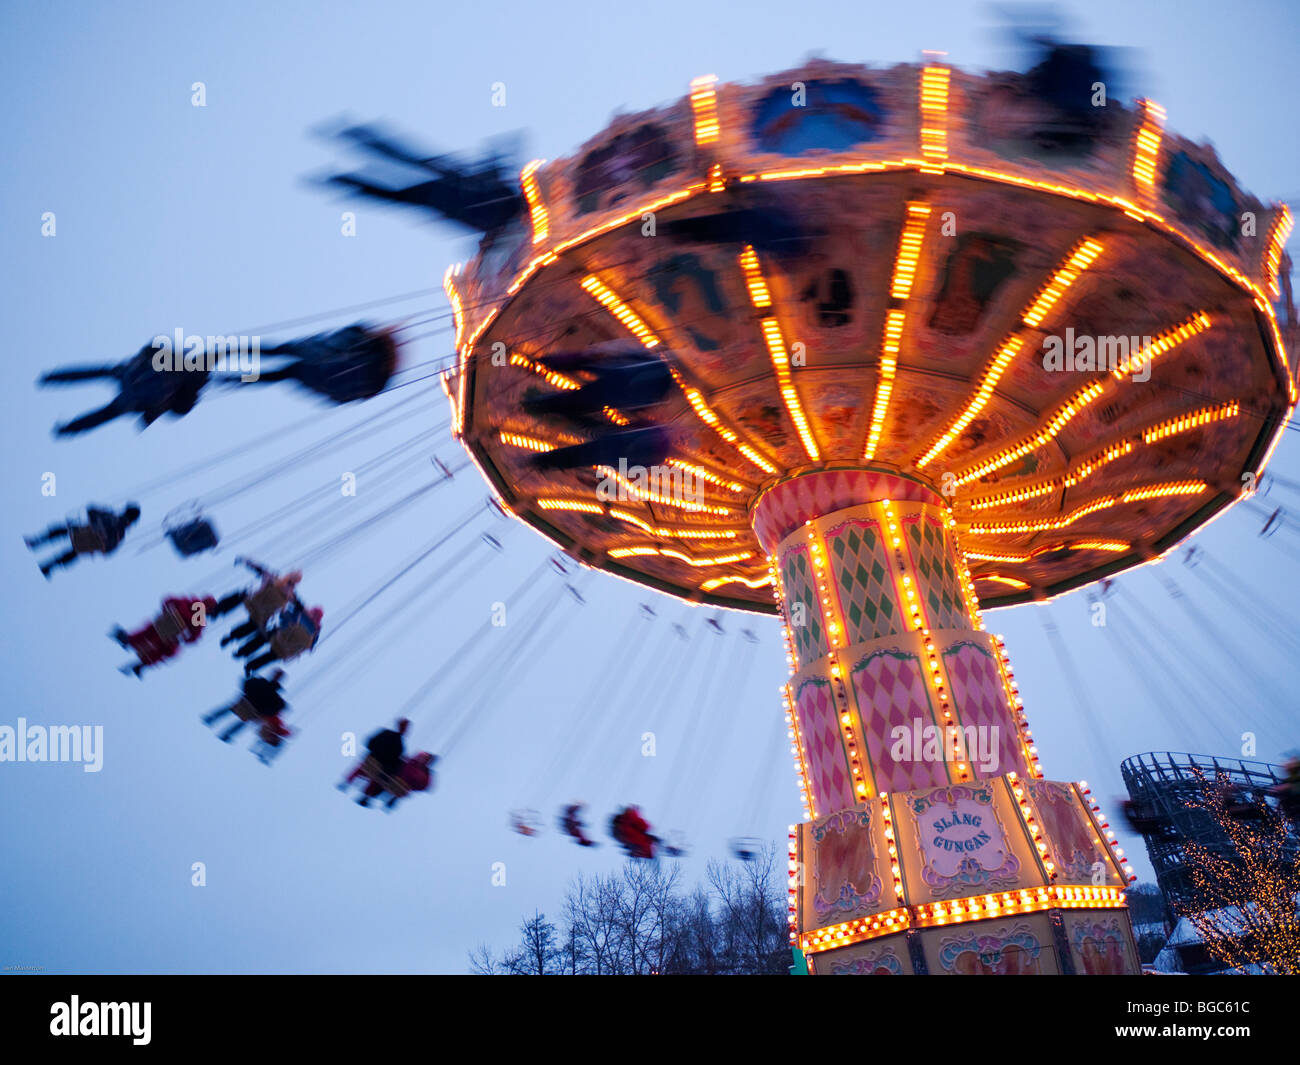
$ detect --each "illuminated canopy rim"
[449,59,1296,615]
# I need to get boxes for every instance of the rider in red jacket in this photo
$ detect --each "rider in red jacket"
[112,594,223,677]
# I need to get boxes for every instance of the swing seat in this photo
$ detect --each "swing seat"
[245,584,292,629]
[358,754,406,796]
[660,831,688,858]
[510,809,543,836]
[69,526,108,554]
[152,606,188,642]
[167,517,219,556]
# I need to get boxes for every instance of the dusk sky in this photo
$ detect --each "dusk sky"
[1,0,1297,973]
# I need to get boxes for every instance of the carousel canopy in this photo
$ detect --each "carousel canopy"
[447,59,1296,614]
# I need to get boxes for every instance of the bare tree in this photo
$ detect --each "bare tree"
[707,843,785,973]
[467,943,505,975]
[564,873,624,974]
[471,849,789,975]
[504,911,562,975]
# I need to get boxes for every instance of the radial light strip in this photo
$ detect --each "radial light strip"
[689,75,721,145]
[1264,205,1293,298]
[1063,441,1136,488]
[978,574,1030,590]
[536,498,603,514]
[919,232,1113,469]
[955,312,1213,486]
[969,539,1130,560]
[918,64,950,164]
[672,371,777,474]
[865,202,931,460]
[889,203,931,300]
[594,465,734,515]
[863,310,907,462]
[955,381,1104,485]
[739,245,773,307]
[1122,481,1207,503]
[607,508,743,539]
[519,160,549,245]
[579,275,661,348]
[1022,239,1106,327]
[576,272,769,472]
[740,245,820,460]
[509,352,631,428]
[1141,400,1240,443]
[968,481,1207,535]
[499,431,557,452]
[962,441,1133,511]
[700,573,774,591]
[966,435,1168,509]
[1131,99,1165,192]
[1109,312,1212,379]
[915,337,1023,468]
[508,352,580,390]
[666,459,747,493]
[968,482,1056,511]
[1066,540,1131,552]
[963,549,1032,563]
[609,546,754,567]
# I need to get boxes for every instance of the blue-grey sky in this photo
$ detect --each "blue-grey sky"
[1,0,1297,974]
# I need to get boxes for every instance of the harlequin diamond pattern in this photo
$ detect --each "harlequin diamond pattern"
[780,544,825,667]
[825,519,902,643]
[850,650,948,792]
[905,516,969,631]
[795,677,856,813]
[752,469,942,552]
[942,641,1027,779]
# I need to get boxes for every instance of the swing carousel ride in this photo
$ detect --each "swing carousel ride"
[440,56,1296,975]
[29,40,1299,978]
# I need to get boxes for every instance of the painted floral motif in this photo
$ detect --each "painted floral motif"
[1070,917,1132,975]
[938,924,1043,974]
[811,807,883,918]
[829,949,904,975]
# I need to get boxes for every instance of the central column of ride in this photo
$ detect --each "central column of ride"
[750,465,1140,975]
